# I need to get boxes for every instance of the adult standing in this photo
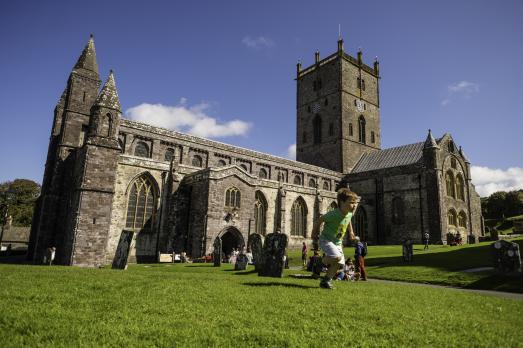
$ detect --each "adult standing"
[354,237,367,281]
[301,242,308,267]
[424,232,430,251]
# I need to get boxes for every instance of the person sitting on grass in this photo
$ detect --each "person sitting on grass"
[311,188,360,289]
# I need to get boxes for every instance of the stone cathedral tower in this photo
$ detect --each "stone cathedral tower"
[296,39,381,173]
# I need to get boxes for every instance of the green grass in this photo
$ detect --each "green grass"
[0,263,522,347]
[288,238,523,293]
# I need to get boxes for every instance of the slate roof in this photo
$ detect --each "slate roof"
[351,141,425,173]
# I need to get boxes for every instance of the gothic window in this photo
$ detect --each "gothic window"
[446,170,456,198]
[392,197,405,225]
[254,191,267,235]
[349,123,353,136]
[328,201,338,211]
[303,132,307,143]
[361,79,366,91]
[258,168,268,179]
[192,155,203,168]
[134,141,150,158]
[329,123,334,136]
[448,209,457,226]
[313,115,322,144]
[458,211,467,228]
[352,207,368,243]
[371,131,375,143]
[225,187,241,209]
[125,175,156,231]
[323,181,330,191]
[217,159,227,167]
[291,197,307,237]
[293,175,302,185]
[308,178,316,188]
[448,141,455,153]
[164,148,175,162]
[358,115,366,144]
[105,113,112,137]
[451,157,457,169]
[240,164,248,172]
[357,77,361,89]
[456,174,465,201]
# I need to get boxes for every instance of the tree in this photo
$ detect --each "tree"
[505,190,523,217]
[0,179,41,226]
[485,191,507,219]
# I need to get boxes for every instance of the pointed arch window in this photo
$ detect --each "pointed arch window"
[125,175,156,231]
[313,115,322,144]
[217,159,227,167]
[446,170,456,198]
[349,123,353,137]
[240,164,248,172]
[105,113,112,137]
[254,191,267,235]
[308,178,316,188]
[134,142,149,158]
[192,155,203,168]
[323,181,330,191]
[225,187,241,209]
[258,168,268,179]
[164,148,175,162]
[293,175,302,185]
[358,115,366,144]
[291,198,307,237]
[448,209,457,226]
[351,207,368,243]
[456,174,465,200]
[458,211,467,228]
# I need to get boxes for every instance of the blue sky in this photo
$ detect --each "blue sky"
[1,0,522,196]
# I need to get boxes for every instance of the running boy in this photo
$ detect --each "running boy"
[311,188,360,289]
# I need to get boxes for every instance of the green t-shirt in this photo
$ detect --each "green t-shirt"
[320,208,353,245]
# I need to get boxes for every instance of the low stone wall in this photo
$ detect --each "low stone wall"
[2,226,30,243]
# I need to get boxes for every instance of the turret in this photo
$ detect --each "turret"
[423,129,439,169]
[88,70,121,141]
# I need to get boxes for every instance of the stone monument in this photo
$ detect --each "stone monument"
[248,233,263,272]
[213,237,222,267]
[235,253,248,270]
[491,240,522,274]
[258,230,288,277]
[402,239,414,262]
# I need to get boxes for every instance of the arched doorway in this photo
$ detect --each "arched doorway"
[219,227,245,257]
[352,207,368,242]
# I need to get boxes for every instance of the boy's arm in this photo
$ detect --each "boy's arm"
[311,215,325,249]
[347,221,356,241]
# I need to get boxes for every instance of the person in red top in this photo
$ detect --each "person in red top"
[301,242,308,267]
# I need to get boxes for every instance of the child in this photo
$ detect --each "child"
[344,258,355,281]
[311,188,360,289]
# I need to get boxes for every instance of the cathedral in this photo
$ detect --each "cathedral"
[28,36,483,267]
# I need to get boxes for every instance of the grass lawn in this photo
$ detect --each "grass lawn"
[1,263,523,347]
[288,238,523,293]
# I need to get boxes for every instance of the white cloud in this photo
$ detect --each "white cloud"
[287,144,296,160]
[242,36,275,50]
[126,99,251,138]
[441,80,479,106]
[471,166,523,197]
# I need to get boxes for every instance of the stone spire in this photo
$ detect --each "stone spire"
[94,70,121,111]
[423,129,439,149]
[73,34,99,74]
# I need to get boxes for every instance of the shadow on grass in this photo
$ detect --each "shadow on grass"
[243,281,316,289]
[0,251,30,265]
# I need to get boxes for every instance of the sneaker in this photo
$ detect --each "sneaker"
[320,278,333,289]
